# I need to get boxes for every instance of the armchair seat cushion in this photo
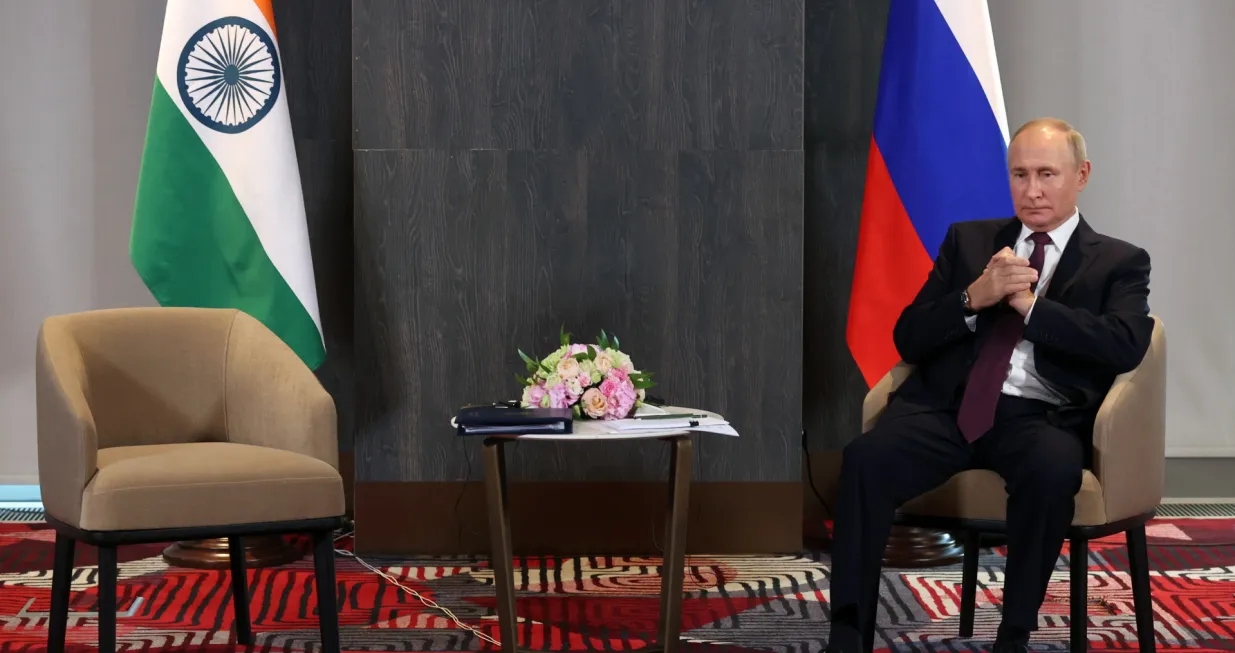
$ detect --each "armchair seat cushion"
[899,469,1108,527]
[77,442,345,532]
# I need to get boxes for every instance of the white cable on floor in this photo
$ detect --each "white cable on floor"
[331,528,502,647]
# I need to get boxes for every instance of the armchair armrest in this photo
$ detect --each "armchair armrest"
[35,321,99,528]
[222,312,339,469]
[1092,316,1166,522]
[862,362,916,433]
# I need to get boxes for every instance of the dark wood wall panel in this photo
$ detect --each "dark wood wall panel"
[353,0,805,486]
[802,0,890,452]
[354,148,803,483]
[352,0,802,151]
[274,0,355,452]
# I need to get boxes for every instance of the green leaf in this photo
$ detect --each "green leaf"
[560,324,571,346]
[587,345,597,360]
[613,334,620,349]
[573,352,589,362]
[517,348,540,372]
[514,374,530,386]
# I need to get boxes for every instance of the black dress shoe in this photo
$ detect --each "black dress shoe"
[824,623,863,653]
[992,624,1029,653]
[990,640,1028,653]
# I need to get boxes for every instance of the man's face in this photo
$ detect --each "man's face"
[1007,128,1090,231]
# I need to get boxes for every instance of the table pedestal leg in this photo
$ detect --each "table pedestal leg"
[483,439,520,653]
[481,434,695,653]
[657,436,693,653]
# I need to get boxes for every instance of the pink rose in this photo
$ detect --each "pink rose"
[580,388,608,418]
[593,351,614,373]
[555,356,581,379]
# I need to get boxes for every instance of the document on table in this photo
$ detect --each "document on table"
[604,416,738,437]
[562,418,738,439]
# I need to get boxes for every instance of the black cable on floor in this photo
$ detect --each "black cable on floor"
[802,428,833,521]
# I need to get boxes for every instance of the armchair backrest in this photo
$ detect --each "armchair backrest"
[38,307,253,449]
[1093,315,1167,520]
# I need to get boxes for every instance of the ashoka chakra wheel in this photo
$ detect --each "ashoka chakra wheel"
[177,16,281,134]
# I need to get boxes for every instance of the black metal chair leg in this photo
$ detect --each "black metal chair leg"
[1070,537,1089,653]
[228,537,253,645]
[312,531,340,653]
[1125,526,1156,653]
[960,529,980,638]
[97,545,118,653]
[47,533,75,653]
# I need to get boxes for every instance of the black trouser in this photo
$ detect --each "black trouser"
[828,394,1084,635]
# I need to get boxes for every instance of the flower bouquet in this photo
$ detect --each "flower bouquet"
[515,328,656,420]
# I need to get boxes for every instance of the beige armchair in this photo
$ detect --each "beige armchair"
[861,315,1165,653]
[36,307,346,653]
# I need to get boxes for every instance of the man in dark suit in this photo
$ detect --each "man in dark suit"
[824,118,1155,653]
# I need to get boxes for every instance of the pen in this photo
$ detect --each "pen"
[635,413,708,420]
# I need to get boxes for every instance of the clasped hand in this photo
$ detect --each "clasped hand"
[967,247,1037,315]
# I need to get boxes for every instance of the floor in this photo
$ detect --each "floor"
[0,512,1232,652]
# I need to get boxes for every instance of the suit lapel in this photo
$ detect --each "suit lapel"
[1045,216,1099,301]
[994,218,1022,255]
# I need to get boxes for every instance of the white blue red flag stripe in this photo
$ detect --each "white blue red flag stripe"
[846,0,1014,387]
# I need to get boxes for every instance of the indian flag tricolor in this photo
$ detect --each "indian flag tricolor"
[130,0,325,369]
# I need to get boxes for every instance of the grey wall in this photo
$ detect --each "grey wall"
[351,0,806,485]
[0,0,163,484]
[989,0,1235,457]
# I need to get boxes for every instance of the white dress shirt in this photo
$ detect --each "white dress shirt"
[965,208,1080,404]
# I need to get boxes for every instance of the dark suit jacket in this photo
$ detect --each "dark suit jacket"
[888,215,1154,444]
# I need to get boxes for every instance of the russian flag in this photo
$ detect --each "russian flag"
[846,0,1015,388]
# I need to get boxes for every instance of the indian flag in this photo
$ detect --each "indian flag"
[130,0,324,369]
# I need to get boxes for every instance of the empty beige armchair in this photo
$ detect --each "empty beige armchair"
[861,315,1166,653]
[36,307,346,653]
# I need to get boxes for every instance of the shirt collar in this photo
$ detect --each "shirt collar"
[1019,207,1080,248]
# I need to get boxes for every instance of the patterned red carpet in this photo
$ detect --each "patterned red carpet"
[0,517,1232,652]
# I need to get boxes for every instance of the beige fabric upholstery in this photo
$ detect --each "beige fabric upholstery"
[36,307,344,531]
[82,443,343,531]
[861,316,1166,527]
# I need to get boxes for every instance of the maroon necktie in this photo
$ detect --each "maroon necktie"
[956,231,1052,442]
